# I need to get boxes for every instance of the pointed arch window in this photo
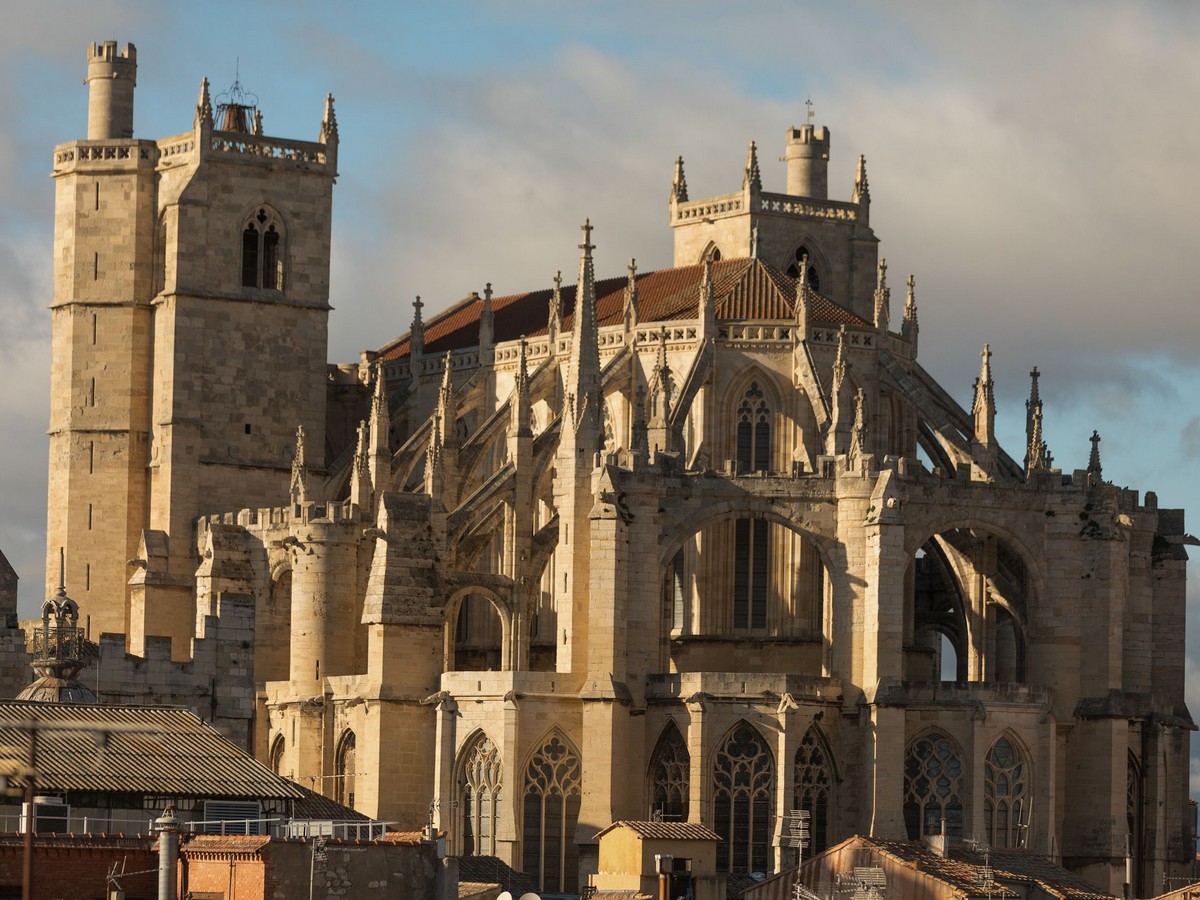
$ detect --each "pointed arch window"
[648,723,690,821]
[984,736,1028,848]
[334,730,356,809]
[522,732,582,893]
[1127,751,1143,893]
[713,721,774,873]
[786,244,820,291]
[904,732,965,840]
[734,519,769,630]
[794,726,834,854]
[269,735,285,776]
[736,382,771,473]
[241,208,283,290]
[460,734,504,857]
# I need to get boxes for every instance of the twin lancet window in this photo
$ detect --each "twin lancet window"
[241,208,283,290]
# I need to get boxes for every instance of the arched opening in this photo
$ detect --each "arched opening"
[449,592,507,672]
[664,514,829,674]
[269,734,285,776]
[735,381,772,474]
[904,731,965,840]
[647,721,690,821]
[241,207,284,291]
[335,730,356,809]
[521,731,582,893]
[985,734,1030,848]
[700,242,721,264]
[1128,751,1144,895]
[794,725,835,856]
[712,721,774,873]
[458,732,504,858]
[904,527,1031,684]
[786,244,821,292]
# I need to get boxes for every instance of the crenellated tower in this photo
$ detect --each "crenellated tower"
[48,41,338,656]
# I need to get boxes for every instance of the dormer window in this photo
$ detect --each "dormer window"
[241,208,283,290]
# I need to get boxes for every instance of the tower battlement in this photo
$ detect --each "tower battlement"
[85,41,137,141]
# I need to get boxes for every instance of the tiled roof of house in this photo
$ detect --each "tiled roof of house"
[595,819,722,842]
[952,846,1115,900]
[181,834,272,855]
[457,855,537,895]
[290,782,370,821]
[0,701,302,800]
[379,258,869,361]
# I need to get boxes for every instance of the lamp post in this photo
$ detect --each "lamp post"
[655,852,673,900]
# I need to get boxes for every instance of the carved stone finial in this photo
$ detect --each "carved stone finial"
[672,155,689,203]
[549,270,564,342]
[321,93,338,144]
[195,77,213,129]
[853,154,870,205]
[743,140,762,192]
[1088,430,1102,477]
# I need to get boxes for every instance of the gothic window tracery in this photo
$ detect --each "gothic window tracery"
[712,721,774,873]
[648,722,690,821]
[984,736,1028,848]
[794,726,834,854]
[241,207,283,290]
[460,734,504,857]
[904,731,965,840]
[736,382,771,473]
[335,729,356,809]
[522,732,582,893]
[786,244,820,291]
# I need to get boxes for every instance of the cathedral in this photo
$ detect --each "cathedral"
[44,40,1194,896]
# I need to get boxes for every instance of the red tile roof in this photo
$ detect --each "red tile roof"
[379,258,868,361]
[595,819,722,842]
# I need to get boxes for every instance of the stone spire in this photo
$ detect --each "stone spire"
[349,419,371,508]
[564,220,601,444]
[511,336,532,439]
[1024,367,1050,473]
[437,351,456,442]
[289,426,308,505]
[743,140,762,192]
[852,154,870,205]
[651,328,673,419]
[623,258,639,332]
[1088,430,1102,478]
[195,77,213,130]
[901,273,918,353]
[826,326,849,456]
[425,414,445,499]
[368,362,391,491]
[972,344,996,448]
[631,385,649,456]
[794,255,810,338]
[671,155,689,203]
[548,270,564,346]
[849,386,867,461]
[1025,369,1051,475]
[873,258,890,333]
[699,256,716,340]
[479,283,495,353]
[320,93,338,144]
[409,296,425,359]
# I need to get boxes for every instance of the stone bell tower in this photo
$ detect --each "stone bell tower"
[47,41,156,642]
[48,41,339,655]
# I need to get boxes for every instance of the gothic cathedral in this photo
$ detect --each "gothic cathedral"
[46,41,1193,895]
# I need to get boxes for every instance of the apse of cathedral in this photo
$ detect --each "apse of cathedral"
[45,41,1193,896]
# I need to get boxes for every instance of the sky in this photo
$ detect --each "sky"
[1,1,1199,786]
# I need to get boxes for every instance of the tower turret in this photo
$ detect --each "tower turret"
[86,41,137,140]
[784,123,830,198]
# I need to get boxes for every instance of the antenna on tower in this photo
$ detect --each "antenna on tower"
[805,97,815,123]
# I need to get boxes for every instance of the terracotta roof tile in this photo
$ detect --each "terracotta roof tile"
[379,258,868,361]
[0,701,302,800]
[596,819,722,842]
[182,834,272,854]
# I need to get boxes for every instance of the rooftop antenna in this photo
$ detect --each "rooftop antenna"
[806,97,815,123]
